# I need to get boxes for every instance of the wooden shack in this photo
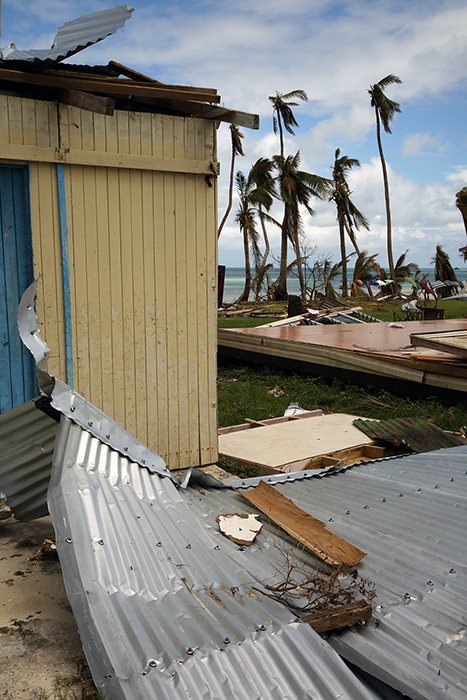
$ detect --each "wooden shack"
[0,61,258,469]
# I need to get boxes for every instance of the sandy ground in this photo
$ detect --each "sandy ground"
[0,514,84,699]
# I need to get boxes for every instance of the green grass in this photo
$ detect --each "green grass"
[218,316,281,328]
[217,363,467,431]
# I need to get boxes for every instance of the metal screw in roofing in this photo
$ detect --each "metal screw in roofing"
[382,498,387,503]
[241,482,246,486]
[346,511,351,515]
[149,660,157,667]
[427,581,434,586]
[141,671,147,676]
[214,545,220,550]
[70,406,75,412]
[398,493,404,497]
[186,544,191,549]
[328,518,334,522]
[449,568,456,574]
[98,540,104,545]
[238,547,245,552]
[403,593,410,599]
[156,542,162,547]
[186,648,194,655]
[223,638,230,645]
[450,478,455,482]
[417,488,422,492]
[106,434,110,439]
[364,505,369,509]
[141,459,146,465]
[66,538,72,543]
[124,446,129,452]
[435,485,440,489]
[88,421,93,427]
[258,625,266,631]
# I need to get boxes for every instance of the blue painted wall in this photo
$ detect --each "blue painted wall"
[0,165,37,412]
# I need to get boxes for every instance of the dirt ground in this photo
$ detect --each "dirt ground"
[0,514,84,699]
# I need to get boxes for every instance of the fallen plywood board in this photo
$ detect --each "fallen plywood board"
[238,480,366,566]
[218,413,373,470]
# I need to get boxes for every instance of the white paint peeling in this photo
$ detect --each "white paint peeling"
[216,513,262,546]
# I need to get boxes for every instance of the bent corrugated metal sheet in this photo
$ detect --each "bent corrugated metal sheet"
[48,416,377,700]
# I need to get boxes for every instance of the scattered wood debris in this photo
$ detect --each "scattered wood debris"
[237,480,366,566]
[216,513,262,546]
[29,539,58,562]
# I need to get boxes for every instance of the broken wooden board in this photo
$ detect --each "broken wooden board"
[237,480,366,566]
[302,444,385,470]
[410,329,467,359]
[302,600,372,633]
[218,413,374,472]
[216,513,262,546]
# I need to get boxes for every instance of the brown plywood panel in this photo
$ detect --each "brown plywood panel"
[219,413,373,468]
[239,480,366,566]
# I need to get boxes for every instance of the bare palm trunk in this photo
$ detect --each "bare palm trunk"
[293,232,306,300]
[375,108,395,279]
[252,205,270,299]
[338,210,348,296]
[275,210,289,301]
[236,227,252,302]
[218,150,236,238]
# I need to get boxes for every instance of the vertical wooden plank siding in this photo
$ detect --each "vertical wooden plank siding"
[0,95,218,468]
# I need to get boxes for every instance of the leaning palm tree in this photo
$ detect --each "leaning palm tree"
[273,152,330,301]
[368,75,402,279]
[234,171,265,303]
[329,148,369,296]
[218,124,244,238]
[269,90,308,157]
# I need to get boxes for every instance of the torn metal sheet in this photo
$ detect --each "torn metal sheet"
[216,513,262,545]
[0,397,58,520]
[48,416,377,700]
[17,279,173,481]
[1,5,134,64]
[238,480,366,566]
[353,417,465,452]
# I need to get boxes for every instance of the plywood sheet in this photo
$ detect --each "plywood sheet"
[218,413,373,468]
[411,330,467,359]
[238,480,366,566]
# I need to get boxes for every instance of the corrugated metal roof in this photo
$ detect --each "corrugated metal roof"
[190,447,467,700]
[0,398,58,520]
[353,417,465,452]
[48,416,379,700]
[1,5,134,65]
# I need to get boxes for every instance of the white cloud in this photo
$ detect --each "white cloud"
[402,133,449,156]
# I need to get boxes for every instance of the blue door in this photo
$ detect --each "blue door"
[0,165,37,413]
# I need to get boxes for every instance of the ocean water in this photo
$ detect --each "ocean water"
[221,267,467,304]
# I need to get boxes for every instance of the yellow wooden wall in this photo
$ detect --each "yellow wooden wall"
[0,94,219,469]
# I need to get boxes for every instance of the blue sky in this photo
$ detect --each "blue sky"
[2,0,467,269]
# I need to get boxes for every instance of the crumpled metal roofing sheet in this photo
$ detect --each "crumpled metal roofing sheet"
[353,416,465,452]
[1,5,133,64]
[49,416,378,700]
[0,397,58,520]
[208,447,467,700]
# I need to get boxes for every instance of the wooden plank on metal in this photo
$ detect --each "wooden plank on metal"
[238,480,366,566]
[59,88,115,115]
[302,600,372,633]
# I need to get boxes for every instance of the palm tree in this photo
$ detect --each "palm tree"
[248,158,277,296]
[218,124,244,238]
[456,188,467,260]
[368,75,402,279]
[269,90,308,157]
[329,148,369,296]
[431,244,458,297]
[234,171,269,303]
[273,152,330,301]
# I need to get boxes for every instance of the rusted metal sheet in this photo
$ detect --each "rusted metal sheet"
[352,417,465,453]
